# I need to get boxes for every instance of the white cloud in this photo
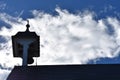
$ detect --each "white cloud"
[0,7,120,78]
[0,69,10,80]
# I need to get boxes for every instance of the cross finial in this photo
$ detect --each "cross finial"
[26,20,30,32]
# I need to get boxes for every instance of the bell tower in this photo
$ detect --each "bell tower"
[12,20,40,66]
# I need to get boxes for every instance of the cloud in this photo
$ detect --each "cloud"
[29,8,120,64]
[0,2,6,10]
[100,4,115,13]
[0,7,120,78]
[0,69,10,80]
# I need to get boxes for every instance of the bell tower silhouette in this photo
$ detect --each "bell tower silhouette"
[12,20,40,66]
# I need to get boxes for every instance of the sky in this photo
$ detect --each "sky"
[0,0,120,80]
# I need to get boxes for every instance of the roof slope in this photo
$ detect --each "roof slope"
[7,64,120,80]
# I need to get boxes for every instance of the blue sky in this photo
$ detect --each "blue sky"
[1,0,120,19]
[0,0,120,79]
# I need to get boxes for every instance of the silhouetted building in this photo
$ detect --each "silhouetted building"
[7,64,120,80]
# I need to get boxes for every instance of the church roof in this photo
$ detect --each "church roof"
[13,31,39,38]
[7,64,120,80]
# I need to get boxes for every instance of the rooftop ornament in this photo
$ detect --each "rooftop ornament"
[26,20,30,32]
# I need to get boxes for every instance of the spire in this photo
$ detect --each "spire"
[26,20,30,32]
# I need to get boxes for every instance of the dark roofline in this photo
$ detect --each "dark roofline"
[7,64,120,80]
